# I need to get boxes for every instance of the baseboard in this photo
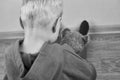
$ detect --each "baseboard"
[0,25,120,40]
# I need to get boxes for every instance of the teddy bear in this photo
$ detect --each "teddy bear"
[56,20,89,59]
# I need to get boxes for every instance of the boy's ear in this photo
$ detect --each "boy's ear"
[79,20,89,36]
[50,17,62,42]
[19,17,24,29]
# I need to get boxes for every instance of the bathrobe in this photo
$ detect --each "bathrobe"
[3,40,96,80]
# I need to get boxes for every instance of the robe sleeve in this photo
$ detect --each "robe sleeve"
[3,46,22,80]
[60,44,97,80]
[42,43,97,80]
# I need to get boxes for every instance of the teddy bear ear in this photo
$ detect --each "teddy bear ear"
[79,20,89,36]
[58,23,70,38]
[61,28,70,38]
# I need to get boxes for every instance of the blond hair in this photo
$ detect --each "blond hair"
[20,0,63,28]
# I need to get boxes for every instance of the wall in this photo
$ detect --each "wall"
[0,0,120,32]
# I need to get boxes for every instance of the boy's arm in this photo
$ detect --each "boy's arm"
[44,43,96,80]
[61,44,97,80]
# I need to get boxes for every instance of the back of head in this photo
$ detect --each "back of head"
[20,0,63,28]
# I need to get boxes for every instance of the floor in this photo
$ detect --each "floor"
[0,33,120,80]
[87,33,120,80]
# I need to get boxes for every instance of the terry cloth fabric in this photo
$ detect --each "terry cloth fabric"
[20,52,39,76]
[3,40,96,80]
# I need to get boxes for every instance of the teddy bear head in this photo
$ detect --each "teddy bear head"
[56,20,89,58]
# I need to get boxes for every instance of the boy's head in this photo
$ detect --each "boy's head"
[56,20,89,58]
[20,0,63,28]
[20,0,63,42]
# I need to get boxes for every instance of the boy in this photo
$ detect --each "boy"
[3,0,96,80]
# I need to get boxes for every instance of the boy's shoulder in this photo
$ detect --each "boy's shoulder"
[4,40,22,64]
[5,41,16,59]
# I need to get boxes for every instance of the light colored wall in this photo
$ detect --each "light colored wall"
[0,0,22,32]
[0,0,120,32]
